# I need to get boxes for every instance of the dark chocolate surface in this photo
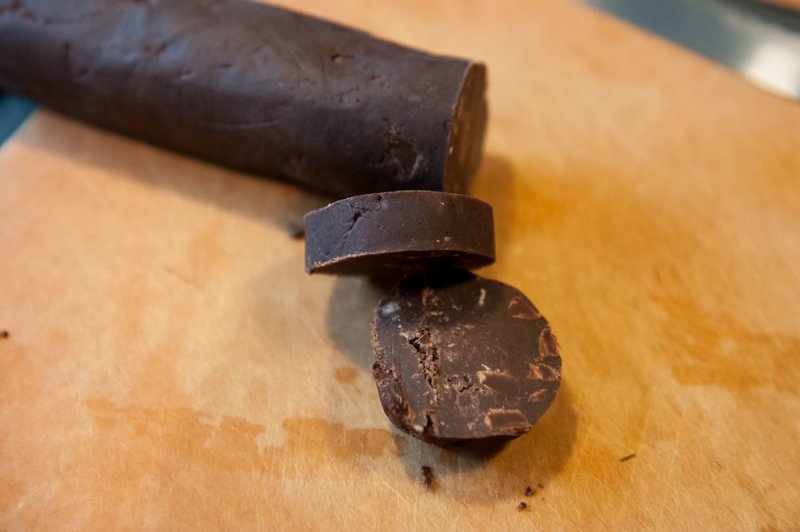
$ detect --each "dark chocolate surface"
[304,191,495,275]
[0,0,487,198]
[371,270,561,445]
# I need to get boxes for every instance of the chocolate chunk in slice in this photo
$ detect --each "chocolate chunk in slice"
[371,270,561,446]
[304,191,495,275]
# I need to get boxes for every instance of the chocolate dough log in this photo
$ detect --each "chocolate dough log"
[304,191,495,275]
[0,0,487,197]
[372,270,561,445]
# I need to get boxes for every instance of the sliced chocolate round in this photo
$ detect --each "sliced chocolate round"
[304,191,495,275]
[371,270,561,445]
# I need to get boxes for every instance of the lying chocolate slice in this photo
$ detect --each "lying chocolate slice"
[371,270,561,445]
[304,191,495,275]
[0,0,487,198]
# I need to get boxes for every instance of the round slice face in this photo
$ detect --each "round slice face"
[304,191,495,275]
[371,270,561,445]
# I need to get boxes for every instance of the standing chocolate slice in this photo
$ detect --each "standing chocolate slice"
[0,0,487,198]
[371,270,561,445]
[304,191,495,275]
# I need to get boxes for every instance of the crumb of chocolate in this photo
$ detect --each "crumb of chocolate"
[516,502,528,511]
[620,453,636,462]
[537,482,544,489]
[286,222,305,239]
[1,330,8,339]
[524,486,535,497]
[421,465,433,490]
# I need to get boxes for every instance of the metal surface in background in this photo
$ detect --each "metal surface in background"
[0,93,35,145]
[579,0,800,99]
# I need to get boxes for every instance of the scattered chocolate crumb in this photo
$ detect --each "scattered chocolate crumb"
[620,453,636,462]
[537,482,544,489]
[524,486,535,497]
[1,330,8,339]
[286,222,305,239]
[421,465,433,490]
[516,502,528,511]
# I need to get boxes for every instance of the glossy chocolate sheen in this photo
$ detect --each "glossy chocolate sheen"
[371,270,561,445]
[0,0,488,198]
[304,191,495,275]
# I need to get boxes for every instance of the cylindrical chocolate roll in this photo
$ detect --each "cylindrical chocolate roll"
[0,0,487,197]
